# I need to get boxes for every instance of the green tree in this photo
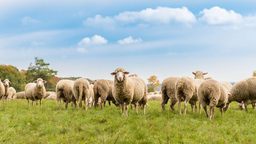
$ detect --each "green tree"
[147,75,160,93]
[26,57,58,90]
[0,65,26,92]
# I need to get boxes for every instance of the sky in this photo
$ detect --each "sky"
[1,0,256,83]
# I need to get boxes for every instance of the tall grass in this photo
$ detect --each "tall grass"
[0,100,256,143]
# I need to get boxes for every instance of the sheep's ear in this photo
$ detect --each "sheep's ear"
[111,72,117,75]
[33,80,37,83]
[43,80,47,84]
[2,81,5,84]
[203,72,208,75]
[192,72,196,75]
[9,82,12,85]
[124,71,130,75]
[228,93,231,96]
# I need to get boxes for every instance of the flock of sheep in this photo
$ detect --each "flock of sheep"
[0,67,256,119]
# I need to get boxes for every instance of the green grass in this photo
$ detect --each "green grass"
[0,100,256,143]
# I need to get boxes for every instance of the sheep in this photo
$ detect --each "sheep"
[13,91,25,99]
[0,79,5,101]
[220,81,233,92]
[88,84,94,107]
[225,77,256,112]
[198,79,228,119]
[238,100,256,110]
[25,78,47,106]
[73,78,91,110]
[111,68,147,116]
[161,77,179,111]
[93,79,117,109]
[2,79,16,100]
[45,92,57,100]
[175,77,204,115]
[192,71,208,79]
[44,91,56,99]
[148,94,162,101]
[56,79,77,110]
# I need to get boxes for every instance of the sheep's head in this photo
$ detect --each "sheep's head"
[34,78,47,88]
[2,79,11,87]
[111,68,129,82]
[192,71,208,79]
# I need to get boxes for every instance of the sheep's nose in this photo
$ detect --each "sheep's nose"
[118,76,123,81]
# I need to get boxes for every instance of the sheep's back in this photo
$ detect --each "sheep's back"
[129,77,146,103]
[161,77,179,97]
[56,80,74,101]
[25,83,36,100]
[198,80,221,103]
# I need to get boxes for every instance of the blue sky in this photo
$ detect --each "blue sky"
[1,0,256,82]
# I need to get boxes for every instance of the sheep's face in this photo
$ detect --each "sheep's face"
[111,68,129,82]
[192,71,208,79]
[3,79,11,87]
[34,78,47,88]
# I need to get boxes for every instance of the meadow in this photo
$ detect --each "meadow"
[0,99,256,143]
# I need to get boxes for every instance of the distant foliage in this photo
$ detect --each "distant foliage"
[147,75,160,92]
[26,57,58,90]
[253,71,256,76]
[0,65,26,91]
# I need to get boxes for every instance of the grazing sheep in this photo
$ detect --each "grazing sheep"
[128,74,138,77]
[161,77,179,111]
[198,79,228,119]
[238,100,256,110]
[25,78,47,106]
[88,84,94,107]
[220,81,233,93]
[56,79,76,110]
[111,68,147,116]
[225,77,256,112]
[192,71,208,79]
[93,79,117,109]
[73,78,91,111]
[13,91,25,99]
[0,79,5,101]
[44,91,56,99]
[148,94,162,101]
[2,79,16,100]
[45,92,57,100]
[175,77,204,115]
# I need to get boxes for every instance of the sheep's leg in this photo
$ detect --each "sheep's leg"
[94,96,99,108]
[40,99,42,106]
[209,106,214,120]
[219,108,224,117]
[85,97,88,111]
[184,99,189,115]
[32,101,34,106]
[178,99,182,115]
[101,96,107,110]
[73,101,77,108]
[195,103,197,113]
[65,102,68,109]
[27,99,29,105]
[191,104,194,113]
[252,103,256,110]
[125,103,128,117]
[58,99,62,110]
[121,104,124,115]
[135,103,139,114]
[143,104,146,115]
[36,100,38,106]
[170,98,176,111]
[130,104,134,110]
[199,103,202,114]
[161,95,169,111]
[108,101,111,106]
[203,104,208,118]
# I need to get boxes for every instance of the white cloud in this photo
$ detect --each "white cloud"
[21,16,41,25]
[118,36,142,45]
[77,35,108,53]
[199,6,242,25]
[84,6,196,28]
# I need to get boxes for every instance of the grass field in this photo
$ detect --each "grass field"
[0,99,256,143]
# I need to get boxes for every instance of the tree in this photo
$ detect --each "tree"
[26,57,58,90]
[147,75,160,92]
[0,65,26,91]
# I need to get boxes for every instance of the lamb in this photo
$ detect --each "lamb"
[93,79,117,109]
[25,78,47,106]
[161,77,179,111]
[56,79,77,110]
[2,79,16,100]
[111,68,147,116]
[192,71,208,79]
[0,79,5,101]
[175,77,204,115]
[225,77,256,112]
[13,91,25,99]
[198,79,228,119]
[73,78,91,110]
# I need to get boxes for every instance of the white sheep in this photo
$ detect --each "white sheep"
[198,79,228,119]
[13,91,25,99]
[88,83,94,107]
[25,78,47,106]
[93,79,117,109]
[175,77,204,115]
[111,68,147,116]
[2,79,16,100]
[0,79,5,101]
[161,77,179,111]
[225,77,256,112]
[45,92,57,100]
[56,79,76,110]
[192,71,208,79]
[73,78,91,111]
